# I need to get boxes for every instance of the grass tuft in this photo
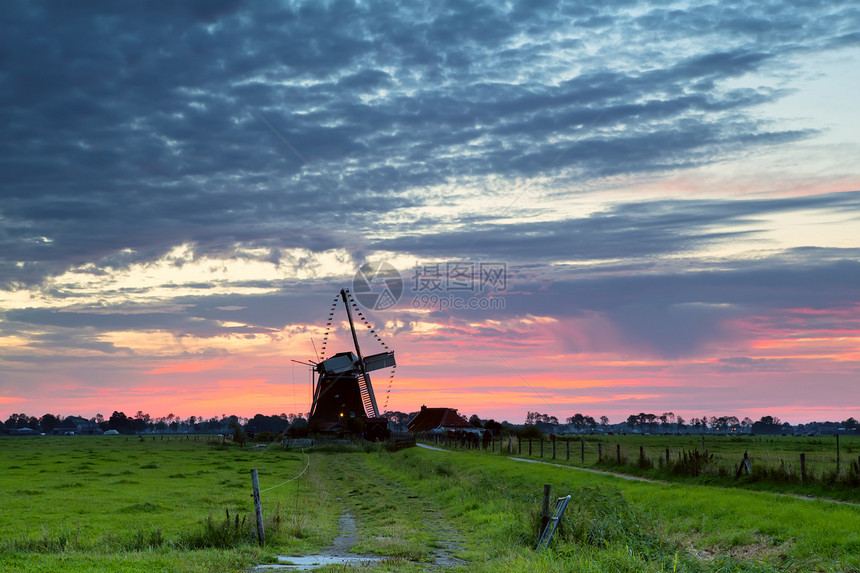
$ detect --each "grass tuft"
[181,508,254,549]
[125,502,163,513]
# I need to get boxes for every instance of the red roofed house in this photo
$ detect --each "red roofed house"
[407,405,478,434]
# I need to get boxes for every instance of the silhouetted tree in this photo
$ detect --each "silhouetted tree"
[4,413,39,429]
[247,414,288,434]
[525,411,558,425]
[483,419,503,435]
[751,416,782,435]
[517,424,543,439]
[108,411,132,434]
[644,413,658,432]
[566,413,596,431]
[230,418,246,447]
[39,413,60,433]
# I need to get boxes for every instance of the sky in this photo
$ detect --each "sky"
[1,0,859,426]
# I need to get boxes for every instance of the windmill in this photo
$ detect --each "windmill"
[304,288,395,437]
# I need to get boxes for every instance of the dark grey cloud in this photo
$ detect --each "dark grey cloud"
[394,248,860,358]
[2,0,858,287]
[372,190,860,261]
[1,0,858,372]
[4,307,203,331]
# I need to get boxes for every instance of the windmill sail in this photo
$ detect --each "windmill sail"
[364,351,396,372]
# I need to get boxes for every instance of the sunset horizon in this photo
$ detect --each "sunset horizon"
[2,2,858,431]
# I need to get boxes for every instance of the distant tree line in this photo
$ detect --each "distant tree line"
[1,411,309,436]
[3,410,857,437]
[513,411,858,436]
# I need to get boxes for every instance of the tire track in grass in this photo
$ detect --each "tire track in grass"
[342,456,467,568]
[262,452,466,571]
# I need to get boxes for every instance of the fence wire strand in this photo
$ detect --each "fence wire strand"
[259,450,311,493]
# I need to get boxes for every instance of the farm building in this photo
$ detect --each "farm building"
[7,427,39,436]
[52,416,103,436]
[407,406,477,434]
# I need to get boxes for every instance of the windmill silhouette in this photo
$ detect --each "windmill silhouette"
[304,288,395,436]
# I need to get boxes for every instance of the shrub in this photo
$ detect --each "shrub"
[668,449,711,477]
[517,425,543,440]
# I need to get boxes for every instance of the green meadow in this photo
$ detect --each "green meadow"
[0,436,334,572]
[470,433,860,501]
[1,436,859,572]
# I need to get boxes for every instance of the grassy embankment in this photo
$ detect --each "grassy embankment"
[450,433,860,502]
[362,446,860,572]
[2,436,859,572]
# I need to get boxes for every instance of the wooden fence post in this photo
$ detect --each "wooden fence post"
[540,484,551,537]
[736,451,751,478]
[528,438,532,456]
[665,447,670,467]
[552,439,556,460]
[616,444,621,464]
[598,443,602,462]
[836,434,840,472]
[800,452,806,483]
[540,439,544,458]
[251,469,265,546]
[566,439,570,461]
[639,445,645,463]
[581,439,585,464]
[702,436,706,455]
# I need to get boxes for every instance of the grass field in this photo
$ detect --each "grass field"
[1,436,859,572]
[445,433,860,502]
[0,436,335,572]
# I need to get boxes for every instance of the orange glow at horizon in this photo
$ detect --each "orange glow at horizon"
[2,302,858,425]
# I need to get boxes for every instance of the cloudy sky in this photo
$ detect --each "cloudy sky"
[2,0,859,425]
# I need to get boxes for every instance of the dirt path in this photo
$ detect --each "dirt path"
[255,510,384,571]
[257,452,466,571]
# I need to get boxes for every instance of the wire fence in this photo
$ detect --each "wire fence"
[417,432,860,489]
